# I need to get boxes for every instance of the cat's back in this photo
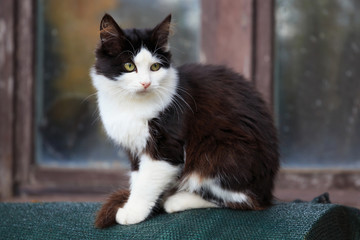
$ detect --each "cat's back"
[178,64,246,90]
[176,64,278,202]
[176,63,277,153]
[177,64,267,116]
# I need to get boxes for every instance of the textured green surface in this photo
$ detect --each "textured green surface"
[0,202,359,240]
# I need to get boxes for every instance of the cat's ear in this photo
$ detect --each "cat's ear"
[99,14,125,56]
[152,14,172,51]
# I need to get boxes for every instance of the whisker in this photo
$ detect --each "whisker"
[124,37,136,54]
[155,88,183,120]
[156,86,192,116]
[175,86,198,112]
[116,50,135,59]
[153,90,166,111]
[174,92,194,114]
[82,92,98,103]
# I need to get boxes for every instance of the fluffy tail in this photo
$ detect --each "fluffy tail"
[95,189,130,228]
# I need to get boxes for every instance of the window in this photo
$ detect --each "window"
[275,0,360,168]
[3,1,358,207]
[35,0,201,169]
[2,0,271,199]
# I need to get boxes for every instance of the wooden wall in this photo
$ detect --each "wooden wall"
[0,0,34,200]
[201,0,274,106]
[0,0,15,200]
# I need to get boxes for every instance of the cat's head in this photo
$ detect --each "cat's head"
[91,14,177,99]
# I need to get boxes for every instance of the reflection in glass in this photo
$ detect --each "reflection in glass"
[36,0,200,168]
[275,0,360,168]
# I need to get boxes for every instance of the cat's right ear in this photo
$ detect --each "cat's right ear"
[99,14,125,56]
[151,14,172,51]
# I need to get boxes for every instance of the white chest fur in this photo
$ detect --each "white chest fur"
[90,48,178,155]
[91,66,178,155]
[96,93,151,154]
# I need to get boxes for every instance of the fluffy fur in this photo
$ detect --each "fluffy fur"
[91,14,279,228]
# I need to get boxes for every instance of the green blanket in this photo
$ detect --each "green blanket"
[0,201,359,239]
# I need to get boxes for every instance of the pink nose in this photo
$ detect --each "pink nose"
[141,82,151,89]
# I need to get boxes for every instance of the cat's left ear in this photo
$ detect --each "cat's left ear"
[152,14,172,51]
[99,14,125,56]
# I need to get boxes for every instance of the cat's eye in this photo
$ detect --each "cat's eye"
[124,62,136,72]
[150,63,161,71]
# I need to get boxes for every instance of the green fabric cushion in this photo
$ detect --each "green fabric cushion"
[0,202,359,239]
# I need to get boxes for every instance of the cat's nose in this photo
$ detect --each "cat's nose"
[141,82,151,89]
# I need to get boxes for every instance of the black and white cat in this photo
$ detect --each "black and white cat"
[91,14,279,228]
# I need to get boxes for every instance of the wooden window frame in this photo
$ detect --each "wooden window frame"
[1,0,274,199]
[1,0,359,202]
[0,0,16,200]
[201,0,360,206]
[202,0,273,107]
[0,0,128,199]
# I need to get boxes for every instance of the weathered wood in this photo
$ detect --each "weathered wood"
[253,0,274,108]
[0,0,15,199]
[201,0,274,107]
[202,0,254,79]
[14,0,35,190]
[20,167,129,195]
[275,169,360,191]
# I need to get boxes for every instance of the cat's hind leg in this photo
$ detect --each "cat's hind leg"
[164,191,218,213]
[178,173,260,210]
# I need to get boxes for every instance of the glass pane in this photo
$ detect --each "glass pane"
[35,0,201,168]
[275,0,360,168]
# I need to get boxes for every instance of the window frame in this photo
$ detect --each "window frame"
[2,0,274,198]
[1,0,359,202]
[0,0,16,199]
[0,0,129,198]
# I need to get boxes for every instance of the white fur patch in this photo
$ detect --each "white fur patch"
[90,47,178,154]
[164,191,218,213]
[180,173,250,206]
[116,154,180,225]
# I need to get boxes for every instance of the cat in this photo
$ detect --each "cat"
[91,13,279,228]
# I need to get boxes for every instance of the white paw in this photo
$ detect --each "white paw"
[164,196,184,213]
[115,204,151,225]
[164,192,193,213]
[164,192,218,213]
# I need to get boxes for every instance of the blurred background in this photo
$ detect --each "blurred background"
[0,0,359,207]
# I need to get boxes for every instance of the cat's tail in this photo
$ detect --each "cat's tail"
[95,189,130,229]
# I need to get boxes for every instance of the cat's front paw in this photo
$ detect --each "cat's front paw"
[115,203,151,225]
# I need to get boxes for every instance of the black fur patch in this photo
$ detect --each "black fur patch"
[95,14,172,80]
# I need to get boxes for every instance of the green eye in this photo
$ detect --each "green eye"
[150,63,161,71]
[124,62,136,72]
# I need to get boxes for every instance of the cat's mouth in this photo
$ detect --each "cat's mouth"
[136,88,152,95]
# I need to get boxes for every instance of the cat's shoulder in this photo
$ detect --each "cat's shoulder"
[176,63,249,86]
[177,63,234,74]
